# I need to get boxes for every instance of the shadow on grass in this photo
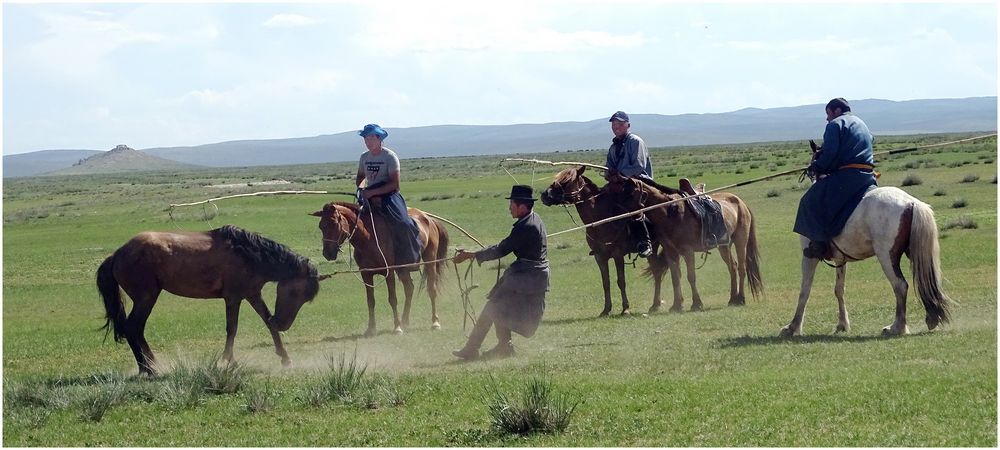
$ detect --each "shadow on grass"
[542,304,725,327]
[716,330,938,348]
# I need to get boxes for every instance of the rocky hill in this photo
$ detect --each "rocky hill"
[44,144,201,176]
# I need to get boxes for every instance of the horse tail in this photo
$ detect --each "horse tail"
[427,219,450,298]
[908,201,952,328]
[744,209,765,301]
[642,249,669,280]
[96,253,127,343]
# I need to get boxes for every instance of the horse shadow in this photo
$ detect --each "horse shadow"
[542,304,726,327]
[716,330,938,349]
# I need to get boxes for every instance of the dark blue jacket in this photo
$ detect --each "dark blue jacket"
[793,113,878,242]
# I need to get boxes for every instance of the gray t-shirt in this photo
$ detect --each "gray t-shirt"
[358,147,400,187]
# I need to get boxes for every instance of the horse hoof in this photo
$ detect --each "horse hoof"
[281,358,292,368]
[393,327,404,335]
[926,315,940,331]
[621,309,631,316]
[648,305,662,314]
[598,310,611,318]
[835,324,849,333]
[669,306,684,313]
[690,304,704,312]
[364,328,377,338]
[728,299,745,307]
[881,325,909,336]
[431,322,441,331]
[779,326,798,338]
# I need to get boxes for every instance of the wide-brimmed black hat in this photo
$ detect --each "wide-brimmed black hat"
[505,185,537,201]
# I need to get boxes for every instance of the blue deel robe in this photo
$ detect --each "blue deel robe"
[793,113,878,242]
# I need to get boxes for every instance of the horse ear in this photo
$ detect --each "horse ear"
[577,165,587,175]
[317,274,331,281]
[310,210,324,217]
[809,139,820,153]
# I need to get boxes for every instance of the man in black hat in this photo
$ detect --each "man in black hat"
[793,98,877,259]
[452,185,549,360]
[606,110,654,257]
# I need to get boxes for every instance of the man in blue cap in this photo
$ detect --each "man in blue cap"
[355,123,423,268]
[452,185,549,360]
[794,98,878,259]
[605,110,654,257]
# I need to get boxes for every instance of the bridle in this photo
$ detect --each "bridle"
[322,206,360,254]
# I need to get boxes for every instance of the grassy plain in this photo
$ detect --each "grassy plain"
[3,134,997,446]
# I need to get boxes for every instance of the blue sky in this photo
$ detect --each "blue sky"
[2,1,996,155]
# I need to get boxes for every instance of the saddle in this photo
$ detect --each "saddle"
[678,178,730,249]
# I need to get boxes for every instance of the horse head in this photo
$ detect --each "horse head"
[541,165,592,206]
[269,269,325,332]
[802,139,824,182]
[310,203,352,261]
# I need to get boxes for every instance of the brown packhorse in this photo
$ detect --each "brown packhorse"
[96,225,323,375]
[608,174,764,311]
[540,166,671,316]
[311,201,449,337]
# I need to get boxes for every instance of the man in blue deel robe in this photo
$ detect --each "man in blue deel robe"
[794,98,878,259]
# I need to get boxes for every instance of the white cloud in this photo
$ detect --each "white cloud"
[357,2,646,53]
[25,12,165,78]
[264,13,321,28]
[173,70,349,109]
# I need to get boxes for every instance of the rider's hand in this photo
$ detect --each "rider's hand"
[453,250,476,264]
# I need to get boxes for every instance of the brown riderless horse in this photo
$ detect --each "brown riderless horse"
[96,225,324,375]
[608,174,764,311]
[540,166,672,316]
[311,201,449,337]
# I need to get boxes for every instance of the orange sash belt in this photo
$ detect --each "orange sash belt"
[838,163,880,179]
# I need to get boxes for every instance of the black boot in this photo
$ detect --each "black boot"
[631,218,653,258]
[803,241,829,259]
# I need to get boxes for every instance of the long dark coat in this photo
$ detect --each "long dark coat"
[794,113,878,242]
[475,210,549,337]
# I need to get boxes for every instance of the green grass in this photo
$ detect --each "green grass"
[3,133,997,446]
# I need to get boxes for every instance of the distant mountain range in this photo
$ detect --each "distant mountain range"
[4,96,996,178]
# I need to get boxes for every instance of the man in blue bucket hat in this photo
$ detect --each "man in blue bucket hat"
[355,123,423,269]
[451,185,549,360]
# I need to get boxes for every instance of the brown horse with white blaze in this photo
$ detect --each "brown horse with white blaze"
[96,225,323,375]
[311,201,449,337]
[540,166,671,316]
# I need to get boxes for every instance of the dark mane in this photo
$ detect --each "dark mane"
[639,177,683,196]
[213,225,317,281]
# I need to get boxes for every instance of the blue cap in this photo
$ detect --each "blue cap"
[609,111,630,122]
[358,124,388,139]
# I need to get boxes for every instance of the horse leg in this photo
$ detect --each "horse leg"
[123,293,159,375]
[684,253,703,311]
[246,293,290,367]
[614,257,631,315]
[718,246,741,306]
[222,297,241,363]
[780,255,820,337]
[423,262,441,330]
[649,252,667,313]
[363,274,378,338]
[385,271,404,335]
[595,255,613,317]
[667,253,685,313]
[877,250,910,336]
[397,269,415,329]
[834,264,850,333]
